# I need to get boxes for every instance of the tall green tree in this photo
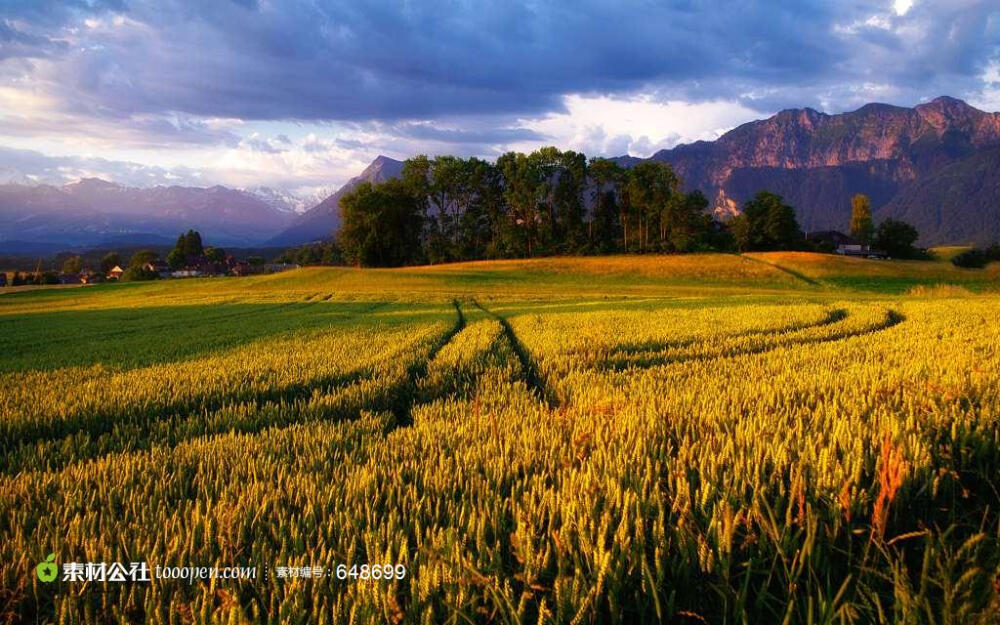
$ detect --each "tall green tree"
[183,230,204,259]
[667,190,711,252]
[339,180,423,267]
[625,161,680,252]
[850,193,874,244]
[173,232,187,256]
[457,158,499,260]
[553,150,588,253]
[588,158,626,252]
[166,248,186,269]
[497,151,546,256]
[874,218,919,258]
[734,191,803,251]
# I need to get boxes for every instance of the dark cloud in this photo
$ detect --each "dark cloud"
[399,124,546,144]
[1,0,997,126]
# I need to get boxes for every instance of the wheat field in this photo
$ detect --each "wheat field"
[1,254,998,624]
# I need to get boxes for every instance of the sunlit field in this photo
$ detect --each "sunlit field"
[2,253,999,623]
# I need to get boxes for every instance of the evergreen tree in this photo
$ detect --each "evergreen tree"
[183,230,204,260]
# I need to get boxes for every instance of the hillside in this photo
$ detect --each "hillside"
[879,148,1000,245]
[265,155,404,246]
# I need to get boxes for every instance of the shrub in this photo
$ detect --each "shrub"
[951,248,989,268]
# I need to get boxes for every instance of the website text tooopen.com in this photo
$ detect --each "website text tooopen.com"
[55,561,257,584]
[156,565,257,583]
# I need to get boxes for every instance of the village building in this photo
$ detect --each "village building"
[807,230,889,259]
[835,243,888,259]
[171,269,203,278]
[107,265,125,281]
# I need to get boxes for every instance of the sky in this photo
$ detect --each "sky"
[1,0,999,201]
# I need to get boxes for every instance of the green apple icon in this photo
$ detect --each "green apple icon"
[36,553,57,583]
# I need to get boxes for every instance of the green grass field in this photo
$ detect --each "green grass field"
[2,252,999,624]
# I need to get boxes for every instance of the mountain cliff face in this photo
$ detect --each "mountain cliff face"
[646,96,1000,244]
[266,155,404,246]
[0,179,294,248]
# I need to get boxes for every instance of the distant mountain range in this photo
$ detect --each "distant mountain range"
[2,96,1000,253]
[0,179,296,251]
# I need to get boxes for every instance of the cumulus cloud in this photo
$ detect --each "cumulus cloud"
[0,145,207,187]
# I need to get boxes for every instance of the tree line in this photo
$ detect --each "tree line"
[321,148,923,267]
[334,149,744,267]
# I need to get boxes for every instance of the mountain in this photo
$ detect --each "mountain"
[879,148,1000,244]
[643,96,1000,244]
[0,179,296,250]
[242,186,312,214]
[266,155,405,246]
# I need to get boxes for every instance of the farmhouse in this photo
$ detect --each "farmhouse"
[107,265,124,280]
[836,243,888,259]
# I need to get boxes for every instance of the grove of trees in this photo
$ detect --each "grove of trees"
[338,148,748,267]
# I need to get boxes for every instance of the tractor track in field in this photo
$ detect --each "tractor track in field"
[471,299,557,408]
[388,300,466,428]
[599,308,905,371]
[604,308,848,358]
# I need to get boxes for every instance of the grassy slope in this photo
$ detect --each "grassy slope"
[2,252,997,372]
[3,252,997,313]
[745,251,1000,292]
